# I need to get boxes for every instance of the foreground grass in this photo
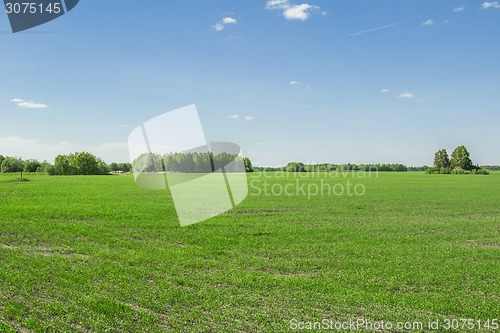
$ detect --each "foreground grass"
[0,172,498,332]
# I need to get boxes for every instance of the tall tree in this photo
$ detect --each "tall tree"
[451,145,473,171]
[243,157,253,173]
[433,149,450,171]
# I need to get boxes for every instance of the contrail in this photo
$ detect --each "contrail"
[349,22,402,37]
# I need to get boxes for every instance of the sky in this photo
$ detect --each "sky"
[1,0,499,167]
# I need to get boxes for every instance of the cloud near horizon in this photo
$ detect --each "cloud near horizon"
[0,136,129,163]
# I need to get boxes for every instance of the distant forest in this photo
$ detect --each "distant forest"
[0,151,498,175]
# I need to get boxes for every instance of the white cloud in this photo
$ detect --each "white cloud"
[283,4,319,20]
[482,1,500,8]
[17,101,49,109]
[380,88,390,93]
[226,115,239,119]
[289,80,300,85]
[222,17,237,25]
[244,116,255,121]
[0,136,129,163]
[212,17,237,31]
[266,0,320,21]
[399,92,415,99]
[452,5,465,12]
[421,19,434,26]
[10,98,48,109]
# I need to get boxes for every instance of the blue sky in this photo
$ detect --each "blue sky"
[1,0,499,166]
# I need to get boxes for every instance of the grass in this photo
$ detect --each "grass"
[0,172,498,332]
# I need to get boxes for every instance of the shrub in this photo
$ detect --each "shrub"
[473,169,489,175]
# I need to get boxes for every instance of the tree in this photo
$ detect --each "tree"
[286,162,305,172]
[1,157,24,173]
[132,153,163,173]
[244,157,253,172]
[96,158,110,175]
[117,163,132,172]
[109,162,119,172]
[451,145,473,171]
[23,159,41,172]
[54,154,76,175]
[433,149,450,173]
[72,152,99,175]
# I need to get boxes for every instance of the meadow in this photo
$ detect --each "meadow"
[0,172,499,332]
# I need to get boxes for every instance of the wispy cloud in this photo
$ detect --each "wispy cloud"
[349,22,402,37]
[289,80,300,85]
[10,98,48,109]
[226,115,239,119]
[227,35,243,41]
[244,116,255,121]
[266,0,289,9]
[212,17,238,31]
[18,102,49,109]
[421,19,434,26]
[482,1,500,9]
[399,92,415,99]
[380,89,390,93]
[266,0,320,21]
[452,5,465,12]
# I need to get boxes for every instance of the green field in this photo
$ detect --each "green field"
[0,172,499,332]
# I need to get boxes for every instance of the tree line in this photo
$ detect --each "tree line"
[132,152,253,173]
[0,152,253,175]
[254,163,415,172]
[1,147,497,176]
[0,153,132,176]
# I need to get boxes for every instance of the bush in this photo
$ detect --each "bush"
[472,169,489,175]
[451,167,470,174]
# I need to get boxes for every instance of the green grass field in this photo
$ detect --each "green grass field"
[0,172,499,332]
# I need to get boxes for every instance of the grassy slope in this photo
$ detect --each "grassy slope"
[0,172,498,332]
